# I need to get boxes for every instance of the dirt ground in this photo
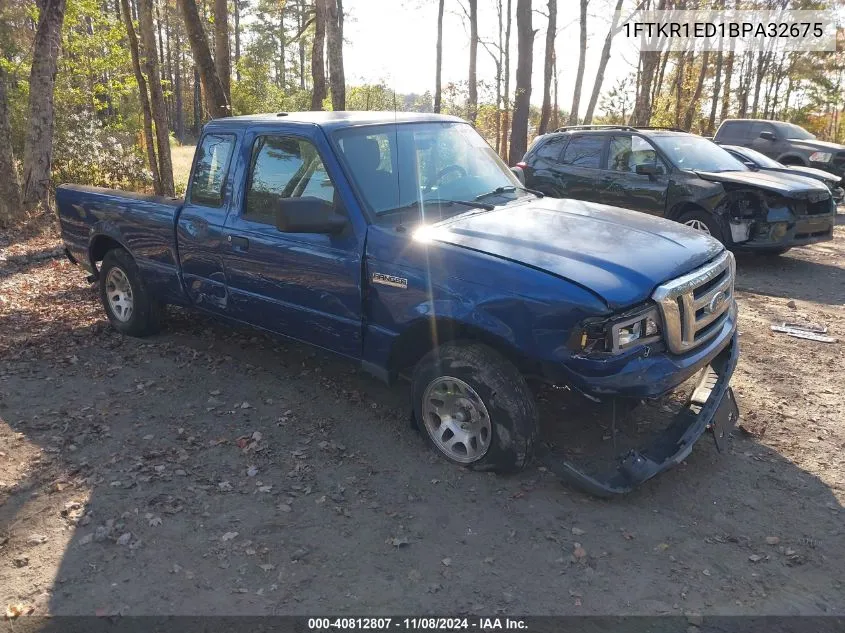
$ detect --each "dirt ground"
[1,212,844,617]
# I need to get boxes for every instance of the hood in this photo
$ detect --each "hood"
[783,165,842,184]
[788,139,845,153]
[695,169,830,197]
[423,198,724,310]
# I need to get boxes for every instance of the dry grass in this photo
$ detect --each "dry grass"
[170,144,196,195]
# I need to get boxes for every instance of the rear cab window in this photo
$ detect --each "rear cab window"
[189,133,236,206]
[716,121,749,143]
[561,135,604,169]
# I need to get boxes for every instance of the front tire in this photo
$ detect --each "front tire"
[99,248,160,337]
[678,209,725,243]
[412,342,537,473]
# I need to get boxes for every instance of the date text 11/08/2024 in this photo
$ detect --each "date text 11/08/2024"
[307,618,528,631]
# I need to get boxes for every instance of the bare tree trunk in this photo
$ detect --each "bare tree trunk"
[467,0,478,124]
[653,50,669,115]
[720,49,734,122]
[325,0,345,110]
[750,49,770,118]
[632,52,658,126]
[508,0,532,165]
[121,0,161,193]
[140,0,175,196]
[551,53,559,129]
[683,50,709,132]
[494,0,503,149]
[297,0,306,89]
[537,0,556,135]
[175,26,185,141]
[178,0,230,118]
[631,0,665,126]
[213,0,231,103]
[311,0,327,110]
[234,0,241,81]
[193,66,201,134]
[0,67,22,227]
[706,49,723,135]
[568,0,587,125]
[164,1,174,128]
[674,51,689,128]
[499,0,512,157]
[583,0,623,125]
[21,0,67,209]
[434,0,444,113]
[276,5,285,88]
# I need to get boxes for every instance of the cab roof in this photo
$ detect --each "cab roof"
[204,111,465,133]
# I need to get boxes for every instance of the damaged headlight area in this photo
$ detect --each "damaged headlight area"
[809,151,833,163]
[569,304,662,355]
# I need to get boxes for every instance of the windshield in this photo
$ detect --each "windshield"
[333,121,525,222]
[651,134,748,172]
[730,146,783,169]
[777,122,815,140]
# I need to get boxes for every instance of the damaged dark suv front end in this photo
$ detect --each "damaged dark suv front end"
[650,132,836,252]
[695,170,836,251]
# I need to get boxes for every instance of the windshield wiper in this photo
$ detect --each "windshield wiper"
[378,198,494,217]
[474,184,545,201]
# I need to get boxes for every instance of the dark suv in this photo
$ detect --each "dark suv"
[518,125,835,254]
[713,119,845,179]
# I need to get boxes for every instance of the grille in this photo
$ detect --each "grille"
[652,251,736,354]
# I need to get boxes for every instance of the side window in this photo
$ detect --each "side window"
[244,136,336,226]
[190,133,236,206]
[608,135,665,173]
[608,136,633,172]
[561,135,603,169]
[535,137,567,161]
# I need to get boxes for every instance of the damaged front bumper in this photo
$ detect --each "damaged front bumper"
[539,332,739,497]
[729,200,835,249]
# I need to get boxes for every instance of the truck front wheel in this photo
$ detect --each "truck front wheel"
[99,248,161,337]
[412,342,537,473]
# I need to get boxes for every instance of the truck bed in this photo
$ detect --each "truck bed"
[56,184,187,305]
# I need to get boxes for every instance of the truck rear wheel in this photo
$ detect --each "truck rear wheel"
[412,342,537,473]
[99,248,160,337]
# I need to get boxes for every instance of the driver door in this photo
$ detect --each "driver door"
[222,129,363,358]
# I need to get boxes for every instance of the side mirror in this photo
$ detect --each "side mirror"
[759,130,776,141]
[635,163,663,177]
[275,197,347,234]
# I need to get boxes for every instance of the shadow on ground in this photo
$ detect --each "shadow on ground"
[1,304,843,616]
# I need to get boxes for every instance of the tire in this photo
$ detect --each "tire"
[412,342,537,473]
[99,248,161,337]
[678,209,725,243]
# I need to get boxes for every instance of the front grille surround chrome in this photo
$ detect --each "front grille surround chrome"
[652,251,736,354]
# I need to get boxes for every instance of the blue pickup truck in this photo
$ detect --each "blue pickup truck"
[57,111,739,496]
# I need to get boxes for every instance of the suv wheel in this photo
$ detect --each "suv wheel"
[412,342,537,473]
[678,209,724,243]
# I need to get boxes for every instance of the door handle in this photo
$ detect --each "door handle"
[227,235,249,250]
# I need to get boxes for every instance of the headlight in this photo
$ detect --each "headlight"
[610,307,662,352]
[570,305,662,354]
[809,152,833,163]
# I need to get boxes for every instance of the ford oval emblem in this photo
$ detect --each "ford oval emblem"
[707,291,727,315]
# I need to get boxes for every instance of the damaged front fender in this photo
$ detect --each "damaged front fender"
[538,332,739,497]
